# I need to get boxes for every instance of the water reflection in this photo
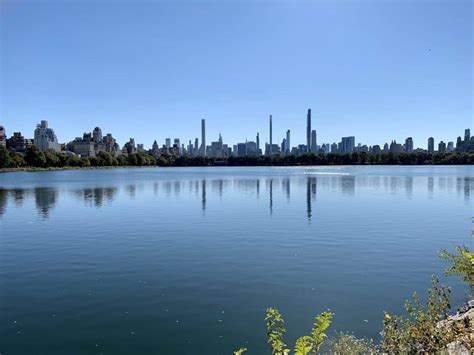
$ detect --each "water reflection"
[0,173,472,220]
[35,188,58,219]
[74,187,118,207]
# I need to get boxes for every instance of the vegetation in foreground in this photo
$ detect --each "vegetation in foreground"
[1,145,473,170]
[235,234,473,354]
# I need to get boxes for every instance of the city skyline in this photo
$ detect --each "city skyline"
[1,116,472,157]
[1,1,472,148]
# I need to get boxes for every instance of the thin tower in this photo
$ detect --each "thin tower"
[201,119,206,156]
[269,115,273,155]
[307,109,311,152]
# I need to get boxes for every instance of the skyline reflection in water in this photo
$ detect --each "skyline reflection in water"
[0,170,472,220]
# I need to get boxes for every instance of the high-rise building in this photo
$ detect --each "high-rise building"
[194,138,199,153]
[256,132,260,152]
[311,130,317,153]
[92,127,102,144]
[269,115,273,155]
[438,141,446,153]
[465,129,470,142]
[428,137,434,153]
[447,141,454,152]
[201,119,206,156]
[286,130,290,154]
[0,125,6,147]
[7,132,33,152]
[341,136,355,153]
[306,109,311,151]
[34,120,60,152]
[330,142,338,153]
[165,138,171,149]
[405,137,413,153]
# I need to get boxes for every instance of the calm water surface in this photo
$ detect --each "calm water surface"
[0,166,472,354]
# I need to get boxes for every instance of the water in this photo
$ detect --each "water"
[0,166,472,354]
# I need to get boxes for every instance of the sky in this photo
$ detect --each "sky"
[1,0,472,149]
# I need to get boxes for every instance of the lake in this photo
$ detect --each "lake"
[0,166,472,354]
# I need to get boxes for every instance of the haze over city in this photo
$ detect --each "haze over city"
[1,0,472,147]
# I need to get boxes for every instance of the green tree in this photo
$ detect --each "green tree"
[25,146,46,167]
[0,145,11,168]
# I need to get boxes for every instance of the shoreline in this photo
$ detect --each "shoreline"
[1,163,473,173]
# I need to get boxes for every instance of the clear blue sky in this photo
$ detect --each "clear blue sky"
[1,0,472,149]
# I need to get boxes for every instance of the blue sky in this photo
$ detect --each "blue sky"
[1,0,472,149]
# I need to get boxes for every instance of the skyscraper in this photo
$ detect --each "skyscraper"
[256,132,260,151]
[311,129,317,153]
[428,137,434,153]
[438,141,446,153]
[306,109,311,151]
[341,136,355,153]
[201,119,206,156]
[286,130,290,154]
[34,120,60,152]
[405,137,413,153]
[269,115,273,155]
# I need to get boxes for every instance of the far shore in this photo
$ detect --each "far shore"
[1,163,473,173]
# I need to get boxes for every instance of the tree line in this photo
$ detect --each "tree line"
[0,145,473,169]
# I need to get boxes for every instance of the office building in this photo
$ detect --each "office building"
[268,115,273,155]
[341,136,355,153]
[438,141,446,153]
[311,129,317,153]
[306,109,311,151]
[447,141,454,152]
[286,130,290,155]
[34,120,60,152]
[428,137,434,153]
[201,119,206,156]
[405,137,413,153]
[7,132,33,152]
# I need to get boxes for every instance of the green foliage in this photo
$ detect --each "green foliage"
[233,347,247,355]
[25,146,46,167]
[329,333,378,354]
[381,276,452,353]
[266,308,290,355]
[1,149,473,169]
[0,144,11,168]
[310,311,333,352]
[440,245,474,295]
[264,308,333,355]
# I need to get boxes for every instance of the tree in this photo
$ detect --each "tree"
[0,145,11,168]
[25,146,46,167]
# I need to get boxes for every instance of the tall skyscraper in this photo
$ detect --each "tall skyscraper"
[438,141,446,153]
[165,138,171,148]
[201,119,206,156]
[428,137,434,153]
[341,136,355,153]
[306,109,311,151]
[269,115,273,155]
[311,130,317,153]
[256,132,260,151]
[34,120,60,152]
[405,137,413,153]
[286,130,290,154]
[194,138,199,156]
[465,129,470,142]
